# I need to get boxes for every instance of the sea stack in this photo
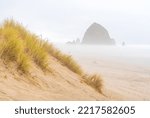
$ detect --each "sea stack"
[82,23,115,45]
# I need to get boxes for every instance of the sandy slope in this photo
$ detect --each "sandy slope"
[56,44,150,100]
[70,52,150,100]
[1,44,149,101]
[0,56,107,101]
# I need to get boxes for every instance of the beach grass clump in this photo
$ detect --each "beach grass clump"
[44,43,83,75]
[58,54,83,75]
[0,19,49,72]
[17,53,30,72]
[2,19,28,39]
[0,25,30,72]
[25,34,49,69]
[83,74,103,93]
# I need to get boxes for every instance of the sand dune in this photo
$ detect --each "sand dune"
[0,20,107,101]
[79,58,150,100]
[0,56,108,100]
[58,45,150,100]
[0,20,149,101]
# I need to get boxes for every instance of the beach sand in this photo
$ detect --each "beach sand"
[0,44,150,100]
[0,56,107,101]
[57,44,150,100]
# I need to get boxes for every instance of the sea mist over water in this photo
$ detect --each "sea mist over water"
[55,44,150,69]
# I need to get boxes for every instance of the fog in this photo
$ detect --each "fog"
[55,44,150,69]
[0,0,150,44]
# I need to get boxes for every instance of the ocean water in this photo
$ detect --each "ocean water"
[55,44,150,69]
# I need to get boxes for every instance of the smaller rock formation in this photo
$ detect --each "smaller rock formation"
[67,38,80,44]
[122,41,126,46]
[75,38,80,44]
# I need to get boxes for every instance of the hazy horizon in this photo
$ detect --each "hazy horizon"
[0,0,150,44]
[55,44,150,69]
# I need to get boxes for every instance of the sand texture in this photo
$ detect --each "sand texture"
[0,56,107,101]
[60,45,150,100]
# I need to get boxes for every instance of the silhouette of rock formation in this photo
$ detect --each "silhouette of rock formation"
[67,38,80,44]
[82,23,115,45]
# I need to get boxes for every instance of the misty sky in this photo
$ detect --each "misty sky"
[0,0,150,44]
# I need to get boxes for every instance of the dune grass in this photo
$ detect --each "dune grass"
[83,74,103,93]
[44,43,83,75]
[44,43,103,93]
[0,19,48,72]
[0,19,82,74]
[24,34,49,69]
[0,24,30,72]
[0,19,103,94]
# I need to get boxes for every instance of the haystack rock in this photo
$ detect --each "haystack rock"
[82,23,115,45]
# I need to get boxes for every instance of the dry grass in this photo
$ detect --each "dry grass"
[24,34,49,69]
[0,25,30,72]
[44,42,103,93]
[0,19,103,94]
[0,19,48,72]
[0,19,82,74]
[17,53,30,72]
[44,43,83,75]
[83,74,103,93]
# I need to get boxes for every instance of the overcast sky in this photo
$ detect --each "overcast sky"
[0,0,150,44]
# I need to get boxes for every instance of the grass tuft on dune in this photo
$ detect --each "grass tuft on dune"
[83,74,103,93]
[0,19,48,72]
[44,43,83,75]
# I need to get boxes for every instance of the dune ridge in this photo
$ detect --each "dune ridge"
[0,19,105,100]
